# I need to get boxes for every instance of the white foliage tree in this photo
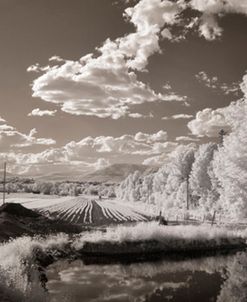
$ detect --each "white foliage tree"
[117,170,142,202]
[213,99,247,219]
[164,144,196,210]
[190,142,218,210]
[140,173,155,204]
[152,165,169,206]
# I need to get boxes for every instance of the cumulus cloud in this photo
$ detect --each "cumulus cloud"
[30,54,166,119]
[142,142,178,165]
[0,130,175,175]
[26,0,247,120]
[0,120,56,151]
[195,71,240,95]
[122,0,186,69]
[198,13,223,40]
[0,152,110,176]
[28,108,57,117]
[190,0,247,15]
[66,130,168,156]
[190,0,247,40]
[187,107,230,137]
[28,0,192,119]
[240,73,247,98]
[188,72,247,137]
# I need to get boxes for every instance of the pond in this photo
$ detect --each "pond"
[46,250,247,302]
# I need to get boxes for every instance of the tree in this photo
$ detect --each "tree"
[117,170,142,202]
[164,144,195,210]
[190,142,217,209]
[213,99,247,219]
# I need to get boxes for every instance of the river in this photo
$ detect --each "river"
[46,250,247,302]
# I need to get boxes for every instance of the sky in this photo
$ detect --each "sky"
[0,0,247,176]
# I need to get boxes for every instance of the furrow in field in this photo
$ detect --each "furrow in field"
[83,200,92,223]
[74,202,88,223]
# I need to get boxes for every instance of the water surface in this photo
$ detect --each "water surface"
[47,251,247,302]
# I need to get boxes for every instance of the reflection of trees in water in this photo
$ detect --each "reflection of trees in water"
[48,254,236,302]
[121,256,230,302]
[122,253,233,279]
[217,252,247,302]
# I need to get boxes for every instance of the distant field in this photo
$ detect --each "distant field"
[4,193,72,209]
[4,193,150,225]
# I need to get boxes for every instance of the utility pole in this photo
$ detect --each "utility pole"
[2,162,6,204]
[186,175,189,210]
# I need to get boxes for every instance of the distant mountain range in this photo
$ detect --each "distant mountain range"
[80,163,158,183]
[0,170,16,179]
[0,163,159,183]
[29,164,158,183]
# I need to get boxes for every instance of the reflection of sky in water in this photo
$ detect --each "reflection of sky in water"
[47,252,247,302]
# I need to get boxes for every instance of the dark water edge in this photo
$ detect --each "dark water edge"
[46,250,247,302]
[79,246,246,265]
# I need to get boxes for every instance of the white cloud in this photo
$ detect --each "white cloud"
[143,153,169,166]
[187,107,230,137]
[49,55,65,62]
[240,73,247,98]
[122,0,186,69]
[27,0,246,120]
[176,136,200,142]
[0,120,56,151]
[0,124,14,131]
[190,0,247,40]
[161,28,173,40]
[27,64,51,73]
[0,153,109,176]
[0,116,6,123]
[195,71,240,95]
[172,114,194,119]
[162,113,193,120]
[162,82,172,90]
[195,71,218,88]
[142,142,178,165]
[127,112,154,118]
[0,130,175,175]
[28,108,57,117]
[28,0,190,120]
[198,13,223,40]
[134,130,167,144]
[93,158,110,170]
[31,54,165,119]
[128,113,144,118]
[190,0,247,15]
[188,72,247,138]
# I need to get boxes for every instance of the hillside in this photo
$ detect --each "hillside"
[1,163,158,183]
[0,170,16,180]
[81,163,158,183]
[34,171,84,182]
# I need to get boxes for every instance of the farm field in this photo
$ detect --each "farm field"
[5,193,150,225]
